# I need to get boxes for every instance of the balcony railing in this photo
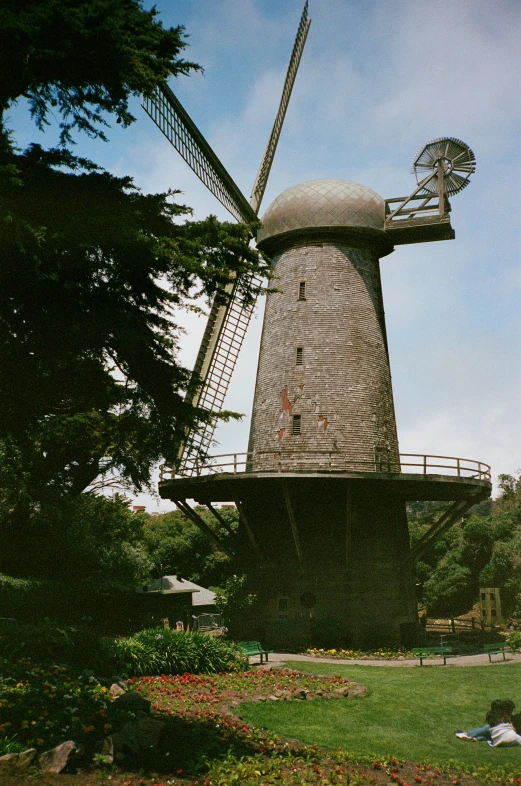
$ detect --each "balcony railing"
[160,451,491,483]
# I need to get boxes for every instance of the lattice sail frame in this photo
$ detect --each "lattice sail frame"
[249,1,311,213]
[142,4,311,477]
[142,83,256,224]
[179,272,264,476]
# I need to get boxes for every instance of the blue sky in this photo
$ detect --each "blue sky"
[7,0,520,510]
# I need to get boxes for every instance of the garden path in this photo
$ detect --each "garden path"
[260,651,521,668]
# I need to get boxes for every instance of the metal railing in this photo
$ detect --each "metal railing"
[160,451,491,482]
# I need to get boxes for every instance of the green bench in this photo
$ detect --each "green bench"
[484,642,510,662]
[412,646,453,665]
[238,640,273,664]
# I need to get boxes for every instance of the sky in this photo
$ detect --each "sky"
[7,0,521,510]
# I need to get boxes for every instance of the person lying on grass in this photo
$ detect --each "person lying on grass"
[456,699,521,747]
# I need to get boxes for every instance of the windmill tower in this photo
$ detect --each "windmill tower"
[149,5,491,648]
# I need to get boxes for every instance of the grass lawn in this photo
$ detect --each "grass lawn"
[239,661,521,770]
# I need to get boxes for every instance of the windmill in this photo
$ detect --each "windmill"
[150,4,490,649]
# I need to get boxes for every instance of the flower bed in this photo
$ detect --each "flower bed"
[0,657,134,751]
[132,667,362,712]
[1,662,518,785]
[304,647,417,659]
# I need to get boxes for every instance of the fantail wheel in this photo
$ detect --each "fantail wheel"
[412,137,476,196]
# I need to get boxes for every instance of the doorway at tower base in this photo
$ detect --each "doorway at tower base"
[233,481,418,651]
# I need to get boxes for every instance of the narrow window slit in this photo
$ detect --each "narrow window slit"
[298,281,306,301]
[292,415,302,436]
[296,347,303,365]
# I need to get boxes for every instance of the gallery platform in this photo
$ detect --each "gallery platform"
[159,451,491,505]
[158,451,491,650]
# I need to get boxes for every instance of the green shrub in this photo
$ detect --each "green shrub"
[0,572,147,634]
[0,621,247,677]
[0,619,109,671]
[505,629,521,651]
[107,629,247,676]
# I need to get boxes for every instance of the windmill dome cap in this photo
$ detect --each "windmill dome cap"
[257,178,385,246]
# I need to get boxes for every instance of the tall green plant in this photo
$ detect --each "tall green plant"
[107,629,247,676]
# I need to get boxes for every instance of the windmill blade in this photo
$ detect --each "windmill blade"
[446,172,471,195]
[177,272,264,477]
[143,83,257,224]
[143,9,311,477]
[249,1,311,214]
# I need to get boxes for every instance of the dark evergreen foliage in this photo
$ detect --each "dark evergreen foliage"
[0,0,269,578]
[0,0,198,143]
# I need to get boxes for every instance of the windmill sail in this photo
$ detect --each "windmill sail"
[178,271,263,476]
[250,1,311,214]
[143,3,311,477]
[143,83,257,224]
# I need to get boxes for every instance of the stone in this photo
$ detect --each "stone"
[133,717,167,751]
[113,690,151,714]
[39,741,78,774]
[110,682,126,697]
[111,718,168,764]
[96,736,114,766]
[347,684,367,698]
[332,685,352,698]
[294,689,308,700]
[0,748,37,774]
[111,675,128,690]
[111,721,140,760]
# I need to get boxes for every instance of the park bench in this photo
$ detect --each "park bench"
[484,642,510,662]
[238,640,273,664]
[412,646,453,665]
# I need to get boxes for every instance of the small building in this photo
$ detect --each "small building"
[136,575,217,628]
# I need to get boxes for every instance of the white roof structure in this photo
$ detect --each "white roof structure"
[137,575,216,607]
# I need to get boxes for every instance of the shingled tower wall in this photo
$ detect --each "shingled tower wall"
[248,179,398,471]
